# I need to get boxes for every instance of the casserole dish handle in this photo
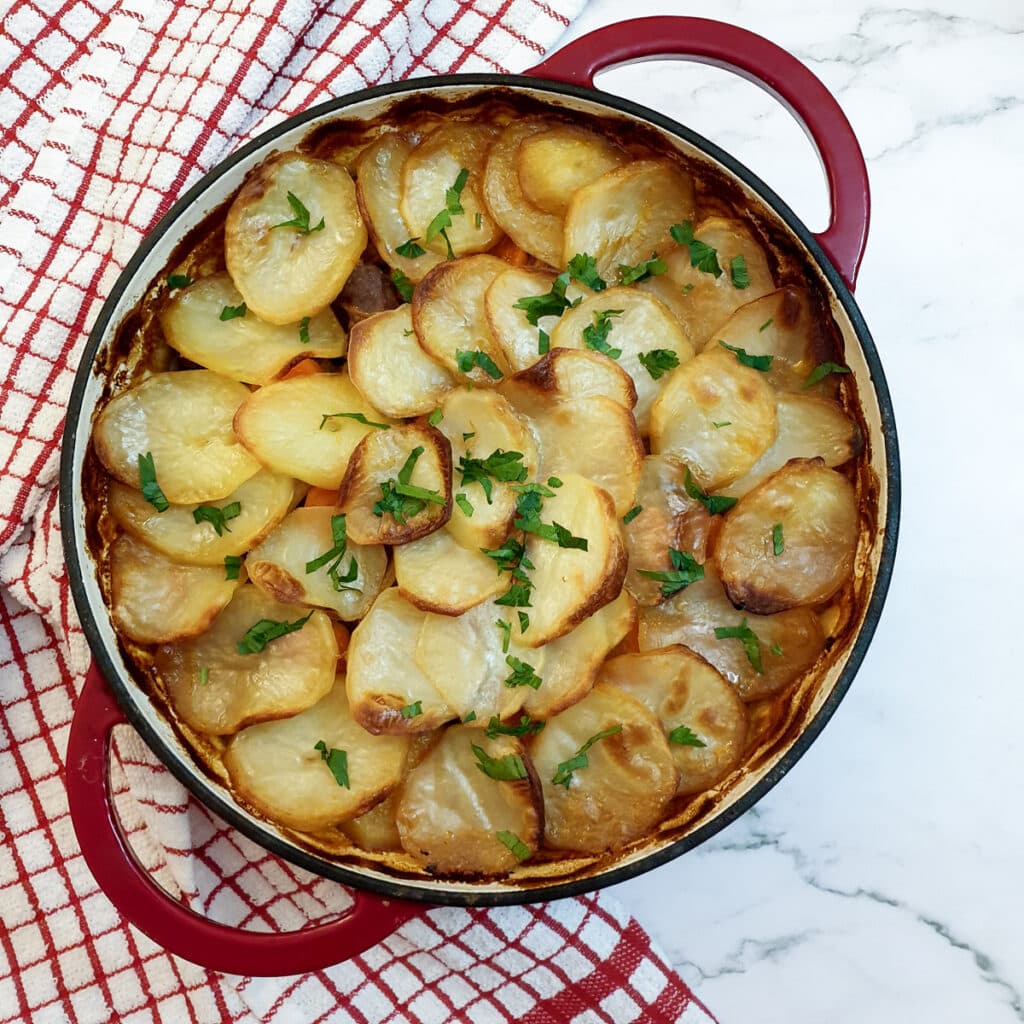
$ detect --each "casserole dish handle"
[66,661,420,976]
[527,16,870,290]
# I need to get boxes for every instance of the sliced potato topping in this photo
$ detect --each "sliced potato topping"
[246,506,387,621]
[347,305,454,418]
[396,727,541,876]
[513,348,637,409]
[602,646,748,796]
[224,676,410,831]
[234,371,392,490]
[225,152,367,325]
[715,459,859,614]
[159,273,347,386]
[110,533,242,644]
[532,683,677,854]
[156,585,338,735]
[340,790,404,852]
[650,347,777,491]
[95,370,260,504]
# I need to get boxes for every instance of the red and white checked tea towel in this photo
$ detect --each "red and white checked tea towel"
[0,2,720,1021]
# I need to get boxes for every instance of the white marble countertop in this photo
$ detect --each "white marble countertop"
[551,2,1024,1021]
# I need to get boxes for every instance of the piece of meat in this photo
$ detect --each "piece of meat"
[337,262,401,325]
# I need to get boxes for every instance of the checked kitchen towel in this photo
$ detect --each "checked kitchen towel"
[0,1,718,1021]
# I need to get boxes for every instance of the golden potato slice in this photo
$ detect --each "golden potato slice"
[412,255,510,384]
[482,121,563,267]
[108,470,296,566]
[562,160,695,281]
[513,347,637,409]
[159,273,347,386]
[246,506,387,621]
[396,727,541,876]
[638,571,825,701]
[602,647,748,796]
[531,683,677,854]
[715,459,859,614]
[548,287,696,434]
[95,370,260,504]
[155,585,338,735]
[650,347,777,491]
[224,677,409,831]
[517,126,627,216]
[225,152,367,325]
[399,125,502,257]
[340,792,403,852]
[355,131,443,283]
[521,472,628,647]
[234,372,392,490]
[347,305,454,418]
[346,588,453,734]
[338,422,452,546]
[109,533,242,644]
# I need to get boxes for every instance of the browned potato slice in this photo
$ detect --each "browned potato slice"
[110,533,242,644]
[224,677,409,831]
[399,125,502,257]
[638,571,825,700]
[513,348,637,409]
[95,371,260,504]
[413,255,511,384]
[396,727,541,876]
[531,683,677,853]
[338,422,452,546]
[159,273,347,386]
[521,473,628,647]
[225,152,367,324]
[517,126,627,216]
[246,506,387,621]
[155,585,338,735]
[548,287,696,433]
[562,160,695,281]
[346,588,453,733]
[347,305,454,418]
[355,131,443,283]
[715,459,859,613]
[234,372,392,490]
[109,470,296,566]
[602,647,748,796]
[482,121,563,267]
[650,348,777,491]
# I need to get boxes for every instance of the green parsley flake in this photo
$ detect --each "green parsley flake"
[513,271,579,325]
[719,340,773,371]
[495,618,512,653]
[390,269,414,302]
[456,348,503,379]
[237,611,313,655]
[772,522,784,556]
[802,362,851,389]
[400,701,423,719]
[192,501,241,536]
[198,666,209,686]
[552,725,622,788]
[730,254,750,289]
[714,617,764,674]
[463,711,477,723]
[459,449,527,503]
[167,273,193,290]
[314,740,350,788]
[455,493,474,517]
[485,714,545,740]
[305,514,360,593]
[396,237,426,259]
[299,316,311,344]
[637,547,704,597]
[684,468,738,515]
[623,505,643,525]
[669,221,722,277]
[425,168,470,259]
[224,555,241,580]
[137,452,169,513]
[504,655,542,690]
[517,610,530,634]
[495,830,532,861]
[320,411,390,431]
[373,446,445,524]
[219,302,246,321]
[618,254,667,286]
[758,318,773,333]
[771,642,784,656]
[538,329,550,355]
[712,421,732,429]
[638,348,680,380]
[582,309,624,359]
[567,252,607,291]
[547,477,563,488]
[271,192,325,235]
[668,724,706,748]
[472,743,528,781]
[428,407,443,426]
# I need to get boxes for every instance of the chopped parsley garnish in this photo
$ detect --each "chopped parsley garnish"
[455,493,474,517]
[719,340,773,371]
[682,283,695,294]
[552,725,622,788]
[167,273,193,290]
[638,348,680,380]
[219,302,246,321]
[484,536,535,609]
[494,579,533,608]
[511,484,588,550]
[623,505,643,525]
[771,642,784,656]
[462,431,475,442]
[517,610,530,634]
[495,618,512,653]
[390,269,414,302]
[714,617,764,674]
[684,468,738,515]
[475,212,482,229]
[485,714,545,740]
[224,555,241,580]
[402,328,415,337]
[305,513,360,592]
[198,666,209,686]
[319,411,390,431]
[567,252,607,291]
[513,271,580,324]
[668,724,706,748]
[730,254,750,289]
[637,548,704,597]
[299,316,311,344]
[759,318,773,332]
[137,452,169,512]
[425,167,470,259]
[237,611,313,655]
[396,237,426,259]
[538,329,550,355]
[271,192,324,235]
[670,221,722,277]
[496,830,532,861]
[472,743,528,781]
[618,253,667,285]
[400,701,423,719]
[463,711,477,723]
[427,407,443,426]
[192,501,241,536]
[772,522,784,556]
[456,348,503,379]
[546,477,562,488]
[504,655,542,690]
[582,308,623,359]
[314,740,349,788]
[712,421,732,429]
[802,362,851,389]
[458,449,527,503]
[373,446,445,524]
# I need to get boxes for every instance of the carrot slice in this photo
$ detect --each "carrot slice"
[281,358,321,380]
[305,486,339,507]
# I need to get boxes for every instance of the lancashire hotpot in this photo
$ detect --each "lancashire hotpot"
[60,17,899,976]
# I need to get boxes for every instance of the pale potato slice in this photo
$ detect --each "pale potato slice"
[513,347,636,409]
[412,255,510,384]
[340,791,403,851]
[399,125,502,257]
[338,422,452,546]
[155,585,338,735]
[346,588,453,733]
[548,287,696,433]
[234,372,392,490]
[225,152,367,324]
[224,677,409,831]
[715,459,859,614]
[532,683,677,854]
[602,647,748,796]
[638,571,825,701]
[110,533,242,644]
[95,370,260,504]
[246,506,387,621]
[721,393,861,498]
[355,131,443,282]
[650,347,777,491]
[108,470,296,566]
[562,160,695,280]
[521,473,628,647]
[482,121,563,267]
[396,727,541,876]
[159,273,347,386]
[347,305,454,418]
[517,126,627,216]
